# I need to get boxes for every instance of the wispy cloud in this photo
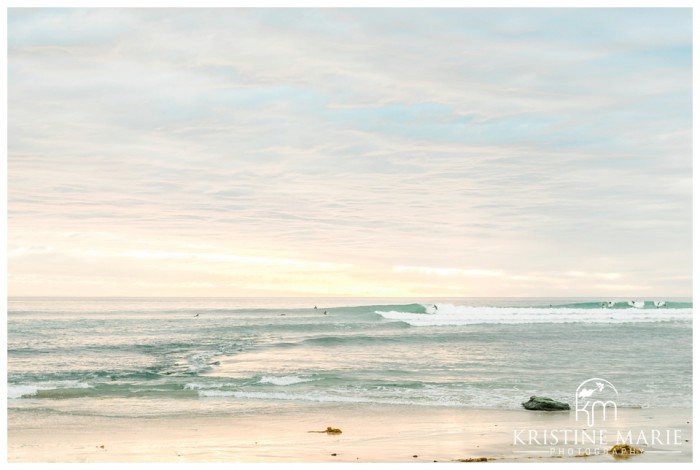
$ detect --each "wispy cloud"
[7,8,692,297]
[393,266,505,278]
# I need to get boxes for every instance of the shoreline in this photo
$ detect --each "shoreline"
[8,403,692,463]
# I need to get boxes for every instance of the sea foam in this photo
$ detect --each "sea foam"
[258,375,315,386]
[7,381,92,399]
[374,303,692,326]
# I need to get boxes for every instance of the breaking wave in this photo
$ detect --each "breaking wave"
[375,302,692,326]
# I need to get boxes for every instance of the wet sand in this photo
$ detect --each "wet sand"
[7,404,692,463]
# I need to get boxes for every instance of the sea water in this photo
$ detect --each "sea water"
[7,297,692,419]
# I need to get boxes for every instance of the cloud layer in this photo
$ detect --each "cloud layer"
[8,8,692,297]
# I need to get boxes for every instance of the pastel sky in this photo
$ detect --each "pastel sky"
[7,8,692,297]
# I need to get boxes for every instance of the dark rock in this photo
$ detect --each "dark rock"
[522,396,570,411]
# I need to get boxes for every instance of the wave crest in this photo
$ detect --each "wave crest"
[258,375,316,386]
[374,303,692,326]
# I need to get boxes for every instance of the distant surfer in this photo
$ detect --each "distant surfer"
[194,313,199,317]
[314,306,317,309]
[433,305,438,310]
[324,311,327,315]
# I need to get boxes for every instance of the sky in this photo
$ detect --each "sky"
[7,8,693,297]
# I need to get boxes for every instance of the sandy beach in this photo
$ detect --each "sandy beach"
[8,404,692,463]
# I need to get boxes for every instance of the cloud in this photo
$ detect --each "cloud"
[393,265,505,277]
[8,9,134,48]
[126,249,352,271]
[7,8,692,297]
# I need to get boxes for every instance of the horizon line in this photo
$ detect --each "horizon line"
[7,295,692,299]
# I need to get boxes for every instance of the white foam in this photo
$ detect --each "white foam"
[7,385,40,399]
[375,304,692,326]
[198,390,237,397]
[184,382,224,390]
[186,352,219,373]
[7,381,92,399]
[258,375,315,386]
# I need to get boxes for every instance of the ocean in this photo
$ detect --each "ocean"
[7,297,693,421]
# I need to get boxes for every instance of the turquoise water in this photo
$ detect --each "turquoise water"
[7,297,692,418]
